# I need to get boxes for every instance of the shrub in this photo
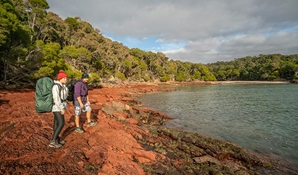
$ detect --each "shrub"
[115,71,126,81]
[90,73,100,82]
[160,74,170,82]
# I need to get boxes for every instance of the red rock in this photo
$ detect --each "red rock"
[127,118,139,125]
[0,85,166,174]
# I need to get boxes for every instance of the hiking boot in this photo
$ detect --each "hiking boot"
[87,121,97,127]
[58,139,65,145]
[57,137,65,145]
[75,127,84,133]
[49,140,62,148]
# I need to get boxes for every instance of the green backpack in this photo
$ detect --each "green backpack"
[35,77,62,113]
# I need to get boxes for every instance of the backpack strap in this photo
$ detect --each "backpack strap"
[53,83,66,102]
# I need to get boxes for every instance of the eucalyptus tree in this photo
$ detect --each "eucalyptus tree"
[24,0,49,41]
[43,12,69,46]
[0,0,30,82]
[59,45,92,73]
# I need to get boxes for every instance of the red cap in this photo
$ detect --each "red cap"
[57,70,68,80]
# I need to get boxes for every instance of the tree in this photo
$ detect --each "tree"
[0,0,30,83]
[43,12,69,46]
[25,0,49,41]
[280,62,297,80]
[59,45,91,72]
[33,41,68,78]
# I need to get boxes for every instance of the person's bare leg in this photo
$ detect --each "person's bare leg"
[75,116,80,127]
[86,111,92,123]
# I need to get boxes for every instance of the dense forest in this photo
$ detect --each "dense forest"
[208,54,298,81]
[1,0,298,88]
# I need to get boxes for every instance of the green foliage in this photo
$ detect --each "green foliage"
[33,66,53,78]
[138,58,148,71]
[31,41,69,79]
[142,73,150,82]
[160,74,171,82]
[208,54,298,81]
[64,63,81,79]
[0,2,18,47]
[59,46,78,58]
[28,0,49,9]
[115,71,126,81]
[59,45,91,72]
[65,17,79,30]
[0,1,31,50]
[280,61,297,80]
[175,72,186,82]
[192,70,201,80]
[90,72,100,83]
[41,42,61,61]
[25,0,49,41]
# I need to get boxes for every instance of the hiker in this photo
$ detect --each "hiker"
[49,70,69,148]
[74,73,97,133]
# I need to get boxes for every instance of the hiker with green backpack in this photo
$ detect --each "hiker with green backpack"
[49,70,69,148]
[37,70,69,148]
[35,70,69,148]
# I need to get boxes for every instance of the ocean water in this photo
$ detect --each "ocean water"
[139,84,298,165]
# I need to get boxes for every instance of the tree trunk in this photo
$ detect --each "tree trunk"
[1,57,7,81]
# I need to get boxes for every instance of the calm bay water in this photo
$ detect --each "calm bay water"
[140,84,298,165]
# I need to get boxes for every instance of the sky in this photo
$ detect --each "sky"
[47,0,298,64]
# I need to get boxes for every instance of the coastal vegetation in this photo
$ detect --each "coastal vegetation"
[208,54,298,81]
[1,0,298,89]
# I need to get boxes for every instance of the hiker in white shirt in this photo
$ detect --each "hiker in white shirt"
[49,70,68,148]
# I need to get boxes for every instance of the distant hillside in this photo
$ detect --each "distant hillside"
[1,0,297,89]
[0,0,216,88]
[208,54,298,81]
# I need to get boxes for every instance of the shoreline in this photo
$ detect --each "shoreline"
[108,80,292,88]
[209,80,291,84]
[133,82,298,172]
[164,80,291,86]
[0,83,297,174]
[105,82,298,174]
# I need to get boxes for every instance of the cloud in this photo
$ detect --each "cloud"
[165,28,298,63]
[47,0,298,63]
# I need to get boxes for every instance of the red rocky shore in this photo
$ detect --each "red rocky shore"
[0,82,297,175]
